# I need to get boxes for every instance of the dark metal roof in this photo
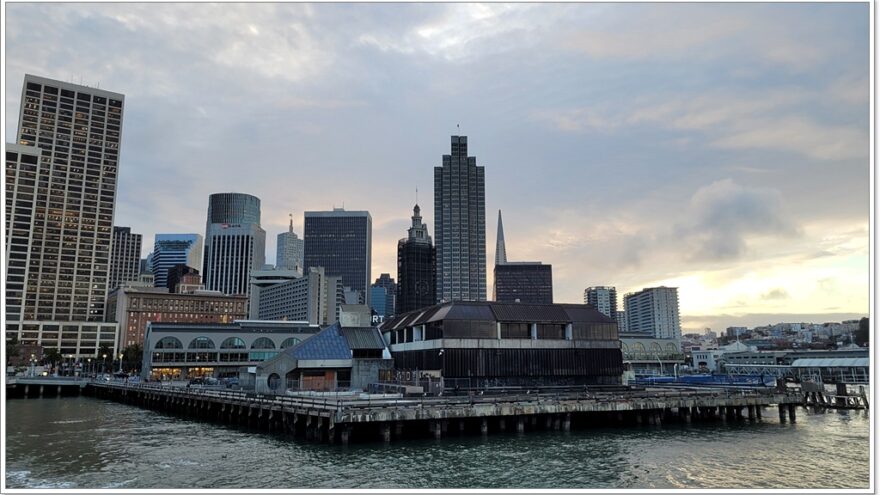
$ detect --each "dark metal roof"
[286,323,351,360]
[490,303,569,322]
[380,301,615,327]
[340,327,386,349]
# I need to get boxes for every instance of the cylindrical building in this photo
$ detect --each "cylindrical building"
[203,193,266,296]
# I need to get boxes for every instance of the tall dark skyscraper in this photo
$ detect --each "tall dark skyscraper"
[109,226,143,291]
[397,203,436,313]
[303,208,372,306]
[434,135,486,302]
[203,193,266,296]
[5,75,124,357]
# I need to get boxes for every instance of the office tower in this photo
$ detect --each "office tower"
[150,234,203,290]
[139,258,151,275]
[434,135,486,303]
[623,286,682,339]
[303,208,372,305]
[248,267,302,319]
[370,273,397,318]
[203,193,266,296]
[585,286,618,321]
[5,75,125,357]
[109,227,142,291]
[396,204,437,314]
[495,209,507,266]
[256,267,343,325]
[493,262,553,304]
[276,214,304,275]
[166,264,199,293]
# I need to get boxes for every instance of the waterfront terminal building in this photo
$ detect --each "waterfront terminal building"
[141,320,319,380]
[379,301,623,386]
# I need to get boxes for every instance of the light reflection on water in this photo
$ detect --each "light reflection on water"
[4,397,870,489]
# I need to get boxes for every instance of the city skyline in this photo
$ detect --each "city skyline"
[4,3,869,331]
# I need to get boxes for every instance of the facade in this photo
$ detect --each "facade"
[203,193,266,296]
[251,322,392,394]
[109,227,142,291]
[623,286,681,339]
[434,135,487,303]
[256,267,343,325]
[397,204,436,314]
[620,337,685,377]
[303,208,372,305]
[151,234,203,290]
[370,273,397,318]
[166,264,199,293]
[616,311,628,335]
[584,287,618,321]
[141,320,321,380]
[493,262,553,304]
[276,215,304,275]
[248,268,302,319]
[5,75,125,356]
[380,302,623,386]
[106,286,247,350]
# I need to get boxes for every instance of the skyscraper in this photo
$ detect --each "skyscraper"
[491,210,552,304]
[276,213,304,275]
[370,273,397,318]
[434,135,486,302]
[5,75,124,357]
[303,208,372,305]
[585,286,618,322]
[151,234,203,290]
[623,286,681,339]
[109,227,143,291]
[203,193,266,296]
[397,204,437,314]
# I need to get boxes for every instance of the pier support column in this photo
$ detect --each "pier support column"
[787,404,796,423]
[395,422,404,438]
[735,407,743,420]
[57,386,62,398]
[654,411,662,426]
[563,413,571,431]
[24,385,29,397]
[647,412,655,425]
[441,420,449,435]
[459,420,466,434]
[516,417,525,433]
[498,418,506,431]
[616,412,624,423]
[480,418,489,436]
[545,415,553,429]
[682,408,692,424]
[431,421,442,440]
[635,412,643,425]
[778,404,787,423]
[747,405,756,420]
[381,423,392,443]
[553,415,561,430]
[530,416,537,427]
[340,425,351,446]
[756,406,762,419]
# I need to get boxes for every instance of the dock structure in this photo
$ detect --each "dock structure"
[41,382,807,444]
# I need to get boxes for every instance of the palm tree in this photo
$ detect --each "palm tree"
[6,335,20,365]
[123,343,144,372]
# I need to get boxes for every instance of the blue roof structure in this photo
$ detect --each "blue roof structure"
[284,322,352,360]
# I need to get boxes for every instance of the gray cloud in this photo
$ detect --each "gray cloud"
[761,288,790,300]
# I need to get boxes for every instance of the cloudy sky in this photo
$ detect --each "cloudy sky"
[4,3,870,332]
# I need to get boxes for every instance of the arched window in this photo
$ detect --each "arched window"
[188,336,216,349]
[220,337,246,349]
[650,342,662,353]
[665,343,678,354]
[633,342,646,353]
[251,337,276,349]
[155,336,183,349]
[620,342,629,353]
[280,337,301,349]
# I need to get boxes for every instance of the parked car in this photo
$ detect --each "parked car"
[224,377,239,388]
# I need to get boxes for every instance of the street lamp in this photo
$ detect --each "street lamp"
[29,353,36,377]
[118,353,124,374]
[87,358,92,377]
[102,353,107,374]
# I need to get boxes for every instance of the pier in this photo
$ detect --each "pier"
[18,381,807,444]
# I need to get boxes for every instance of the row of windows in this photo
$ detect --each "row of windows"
[154,336,301,350]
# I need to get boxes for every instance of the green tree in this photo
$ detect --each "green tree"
[43,348,62,366]
[6,336,20,366]
[123,343,143,372]
[854,317,869,346]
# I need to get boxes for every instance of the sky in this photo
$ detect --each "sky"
[3,3,871,333]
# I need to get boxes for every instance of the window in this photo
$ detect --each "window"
[251,337,275,349]
[155,336,183,349]
[280,337,300,349]
[188,336,216,349]
[220,337,246,349]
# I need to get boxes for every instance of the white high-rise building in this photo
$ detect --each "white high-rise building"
[5,75,125,357]
[623,286,681,339]
[584,286,618,321]
[276,214,304,275]
[203,193,266,296]
[150,233,202,290]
